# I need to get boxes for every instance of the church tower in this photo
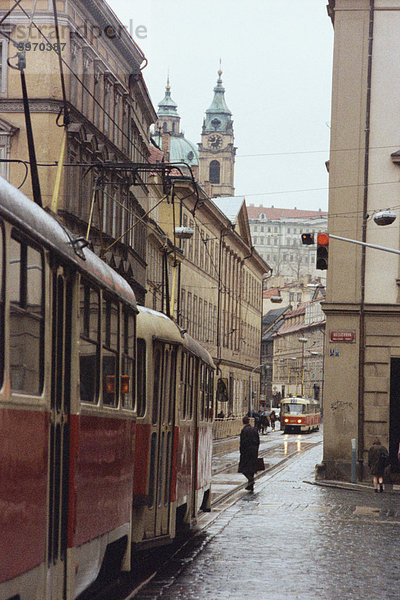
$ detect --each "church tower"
[152,78,199,171]
[198,69,236,197]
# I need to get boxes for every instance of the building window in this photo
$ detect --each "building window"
[0,39,9,95]
[103,79,111,136]
[82,54,92,116]
[209,160,220,184]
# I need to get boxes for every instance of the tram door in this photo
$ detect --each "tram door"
[148,342,176,538]
[47,267,72,599]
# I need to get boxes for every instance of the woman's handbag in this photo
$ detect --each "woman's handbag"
[256,457,265,471]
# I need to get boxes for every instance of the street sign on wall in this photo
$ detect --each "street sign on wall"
[329,330,356,343]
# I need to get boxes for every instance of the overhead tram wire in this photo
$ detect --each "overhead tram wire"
[237,143,400,159]
[0,0,24,27]
[7,156,400,224]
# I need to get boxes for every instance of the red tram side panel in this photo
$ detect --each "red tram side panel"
[0,409,48,583]
[68,414,135,547]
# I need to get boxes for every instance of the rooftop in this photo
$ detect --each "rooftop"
[247,205,327,221]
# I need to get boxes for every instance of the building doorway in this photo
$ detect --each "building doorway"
[389,358,400,472]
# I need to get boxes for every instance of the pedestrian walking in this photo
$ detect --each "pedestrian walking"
[238,416,260,492]
[260,411,269,434]
[368,438,389,492]
[270,410,277,431]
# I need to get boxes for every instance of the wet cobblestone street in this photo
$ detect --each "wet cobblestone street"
[136,438,400,600]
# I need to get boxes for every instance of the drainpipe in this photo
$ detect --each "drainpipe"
[358,0,374,480]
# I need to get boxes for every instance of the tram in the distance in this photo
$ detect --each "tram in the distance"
[280,396,320,433]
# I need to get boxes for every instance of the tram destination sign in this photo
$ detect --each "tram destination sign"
[330,330,356,343]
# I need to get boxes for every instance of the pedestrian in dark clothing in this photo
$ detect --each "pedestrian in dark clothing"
[270,410,276,431]
[254,411,261,432]
[368,438,389,492]
[238,416,260,492]
[260,412,269,434]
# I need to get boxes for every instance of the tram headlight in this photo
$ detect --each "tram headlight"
[284,418,289,423]
[297,419,302,424]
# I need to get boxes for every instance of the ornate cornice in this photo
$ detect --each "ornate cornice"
[0,98,63,113]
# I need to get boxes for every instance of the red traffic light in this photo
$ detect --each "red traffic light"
[316,233,329,270]
[317,233,329,246]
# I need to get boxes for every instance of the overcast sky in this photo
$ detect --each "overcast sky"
[107,0,334,211]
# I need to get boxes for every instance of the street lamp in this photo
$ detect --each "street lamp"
[250,364,269,415]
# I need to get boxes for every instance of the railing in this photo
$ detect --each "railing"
[213,417,250,440]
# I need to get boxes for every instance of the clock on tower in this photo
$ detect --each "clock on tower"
[198,69,236,197]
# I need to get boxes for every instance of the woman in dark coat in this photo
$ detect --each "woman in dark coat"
[238,416,260,492]
[368,438,389,492]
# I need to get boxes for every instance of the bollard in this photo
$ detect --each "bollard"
[351,438,357,483]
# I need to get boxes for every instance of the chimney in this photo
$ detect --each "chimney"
[161,130,171,161]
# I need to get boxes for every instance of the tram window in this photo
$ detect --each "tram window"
[137,338,146,417]
[207,370,214,421]
[152,347,162,424]
[192,358,199,420]
[187,355,194,420]
[9,236,44,395]
[79,282,99,404]
[200,364,205,421]
[0,224,3,389]
[180,353,187,419]
[285,403,304,415]
[162,349,170,425]
[121,309,135,409]
[168,349,176,424]
[103,297,119,406]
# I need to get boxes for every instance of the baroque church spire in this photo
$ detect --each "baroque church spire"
[203,68,233,133]
[157,76,179,118]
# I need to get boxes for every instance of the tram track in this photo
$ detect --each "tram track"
[80,436,321,600]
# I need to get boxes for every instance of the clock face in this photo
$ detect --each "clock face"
[208,134,223,149]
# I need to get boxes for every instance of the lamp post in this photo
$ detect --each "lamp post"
[250,364,268,416]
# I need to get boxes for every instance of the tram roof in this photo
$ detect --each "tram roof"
[137,306,215,368]
[281,396,317,403]
[183,333,215,369]
[0,177,137,309]
[137,306,183,344]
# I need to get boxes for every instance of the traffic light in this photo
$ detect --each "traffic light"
[301,233,314,245]
[316,233,329,270]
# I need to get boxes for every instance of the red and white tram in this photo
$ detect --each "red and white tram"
[132,306,214,549]
[0,177,214,600]
[280,396,320,434]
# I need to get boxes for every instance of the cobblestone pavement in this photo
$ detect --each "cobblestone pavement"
[136,438,400,600]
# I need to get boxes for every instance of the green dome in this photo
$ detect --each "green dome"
[152,132,199,166]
